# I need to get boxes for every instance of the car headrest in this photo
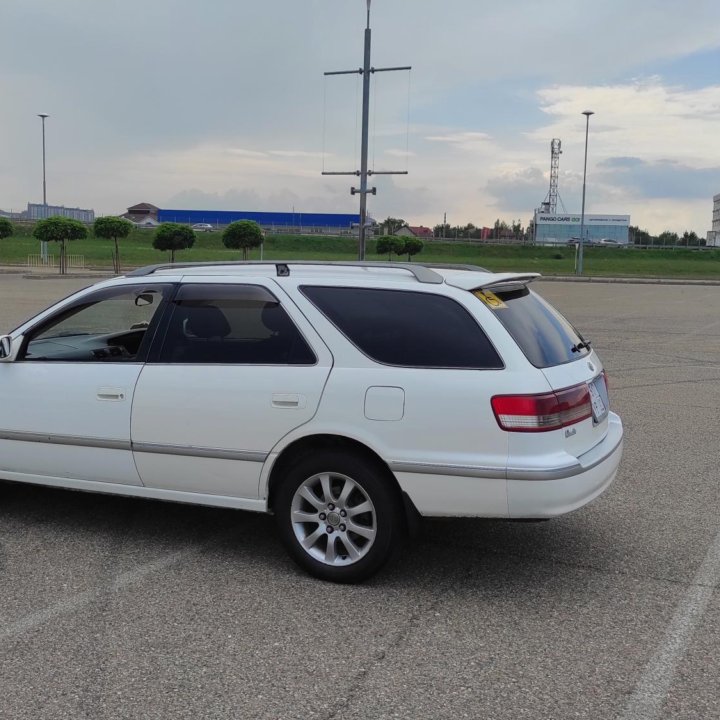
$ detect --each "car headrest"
[184,305,231,339]
[261,303,292,335]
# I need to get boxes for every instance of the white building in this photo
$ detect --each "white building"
[534,213,630,245]
[707,193,720,247]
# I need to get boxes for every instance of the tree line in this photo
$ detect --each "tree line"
[0,216,265,274]
[383,216,706,246]
[629,226,704,246]
[382,217,528,240]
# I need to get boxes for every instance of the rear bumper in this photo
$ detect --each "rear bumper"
[506,412,623,518]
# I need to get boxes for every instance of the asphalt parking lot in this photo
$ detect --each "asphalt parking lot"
[1,271,719,720]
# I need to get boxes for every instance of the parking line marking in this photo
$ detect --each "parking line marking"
[620,529,720,720]
[0,544,205,641]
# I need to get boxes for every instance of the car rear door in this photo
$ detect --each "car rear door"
[131,279,332,500]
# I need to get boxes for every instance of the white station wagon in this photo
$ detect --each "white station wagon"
[0,261,623,582]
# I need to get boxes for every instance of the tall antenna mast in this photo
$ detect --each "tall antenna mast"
[538,138,564,214]
[323,0,411,260]
[548,138,562,214]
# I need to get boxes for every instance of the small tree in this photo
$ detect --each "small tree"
[382,217,406,235]
[32,216,88,274]
[681,230,700,247]
[222,220,263,260]
[94,216,134,274]
[658,231,679,247]
[153,223,196,263]
[403,236,424,261]
[0,217,14,241]
[376,235,405,260]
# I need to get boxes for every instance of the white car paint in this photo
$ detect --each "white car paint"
[0,263,623,524]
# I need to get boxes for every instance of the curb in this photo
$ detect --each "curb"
[537,275,720,287]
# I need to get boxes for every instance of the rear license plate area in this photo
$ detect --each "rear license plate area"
[588,375,609,424]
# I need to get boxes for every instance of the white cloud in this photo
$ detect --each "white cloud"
[2,1,720,235]
[532,79,720,165]
[425,132,493,149]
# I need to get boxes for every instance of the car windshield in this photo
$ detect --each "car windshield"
[472,285,590,368]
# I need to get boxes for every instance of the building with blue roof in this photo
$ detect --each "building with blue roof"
[122,203,366,233]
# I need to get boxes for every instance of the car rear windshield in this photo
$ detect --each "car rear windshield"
[473,285,589,368]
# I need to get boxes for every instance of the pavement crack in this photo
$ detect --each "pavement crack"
[321,573,454,720]
[460,543,720,592]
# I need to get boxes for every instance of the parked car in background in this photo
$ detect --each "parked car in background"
[0,261,623,583]
[191,223,214,233]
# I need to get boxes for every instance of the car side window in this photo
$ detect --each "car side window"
[301,286,503,369]
[21,285,171,362]
[157,284,316,365]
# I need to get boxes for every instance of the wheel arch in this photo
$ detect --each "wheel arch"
[266,433,414,522]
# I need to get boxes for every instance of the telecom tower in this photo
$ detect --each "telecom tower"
[539,139,564,214]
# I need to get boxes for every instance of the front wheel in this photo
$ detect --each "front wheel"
[274,452,401,583]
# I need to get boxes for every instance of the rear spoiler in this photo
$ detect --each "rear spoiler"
[444,272,540,292]
[479,273,540,292]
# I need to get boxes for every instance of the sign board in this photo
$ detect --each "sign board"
[536,214,630,226]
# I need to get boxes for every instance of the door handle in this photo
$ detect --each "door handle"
[272,393,306,409]
[97,387,125,401]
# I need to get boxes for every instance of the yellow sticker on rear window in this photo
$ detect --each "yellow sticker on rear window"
[473,289,507,309]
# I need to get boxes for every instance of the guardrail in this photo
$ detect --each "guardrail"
[27,254,85,268]
[27,254,56,267]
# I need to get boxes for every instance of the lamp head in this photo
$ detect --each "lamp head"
[582,110,594,117]
[37,113,49,119]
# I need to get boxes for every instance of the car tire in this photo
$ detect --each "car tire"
[274,451,402,583]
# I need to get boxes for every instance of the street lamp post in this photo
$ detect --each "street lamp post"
[577,110,594,275]
[38,113,50,262]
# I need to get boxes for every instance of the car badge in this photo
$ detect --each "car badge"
[587,361,595,373]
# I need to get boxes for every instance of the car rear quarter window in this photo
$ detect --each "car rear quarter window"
[473,286,589,368]
[301,286,503,369]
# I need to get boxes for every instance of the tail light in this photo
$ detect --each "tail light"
[491,383,592,432]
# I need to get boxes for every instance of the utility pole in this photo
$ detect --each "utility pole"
[323,0,411,260]
[38,113,50,262]
[577,110,594,275]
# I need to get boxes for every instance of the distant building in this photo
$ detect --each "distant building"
[395,225,433,239]
[707,193,720,247]
[121,202,160,224]
[26,203,95,223]
[533,212,630,245]
[121,203,363,234]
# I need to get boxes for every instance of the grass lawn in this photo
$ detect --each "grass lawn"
[2,226,720,279]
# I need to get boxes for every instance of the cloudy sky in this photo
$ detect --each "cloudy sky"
[1,0,719,234]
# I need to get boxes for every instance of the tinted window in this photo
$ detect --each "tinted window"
[301,286,502,369]
[475,286,589,368]
[23,285,170,362]
[158,284,316,365]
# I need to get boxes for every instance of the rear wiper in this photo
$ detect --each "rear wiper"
[571,339,592,353]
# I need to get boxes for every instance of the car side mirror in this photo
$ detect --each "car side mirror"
[0,335,13,360]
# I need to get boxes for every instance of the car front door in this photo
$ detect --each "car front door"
[0,283,171,486]
[131,280,332,500]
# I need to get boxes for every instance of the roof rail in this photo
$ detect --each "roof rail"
[126,260,452,284]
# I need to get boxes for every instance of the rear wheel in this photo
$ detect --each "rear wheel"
[274,451,401,583]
